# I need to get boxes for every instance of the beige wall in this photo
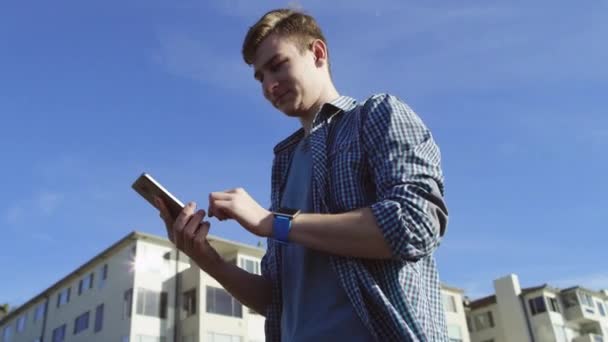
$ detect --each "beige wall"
[469,304,502,342]
[130,240,181,342]
[42,242,136,342]
[197,250,266,342]
[1,299,45,342]
[443,288,471,342]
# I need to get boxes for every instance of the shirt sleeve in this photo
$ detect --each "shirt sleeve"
[362,94,448,262]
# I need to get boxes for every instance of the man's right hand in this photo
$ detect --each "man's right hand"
[155,197,223,273]
[155,197,272,316]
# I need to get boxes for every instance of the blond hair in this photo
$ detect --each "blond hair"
[242,9,328,66]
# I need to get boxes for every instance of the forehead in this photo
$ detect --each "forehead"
[253,34,300,67]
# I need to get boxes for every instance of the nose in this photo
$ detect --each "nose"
[263,77,279,100]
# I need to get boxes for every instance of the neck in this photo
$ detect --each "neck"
[300,83,340,136]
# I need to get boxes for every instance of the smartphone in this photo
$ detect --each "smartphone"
[132,172,185,220]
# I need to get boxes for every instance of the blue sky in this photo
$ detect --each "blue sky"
[1,0,607,308]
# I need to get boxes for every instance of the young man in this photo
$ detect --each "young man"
[156,8,449,341]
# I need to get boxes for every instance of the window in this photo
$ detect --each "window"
[598,301,606,316]
[122,289,133,319]
[206,332,242,342]
[529,296,547,315]
[99,264,108,289]
[124,288,133,318]
[474,311,494,331]
[2,326,12,342]
[56,287,70,308]
[94,304,104,333]
[562,292,578,308]
[206,286,243,318]
[580,292,594,307]
[79,273,95,295]
[136,288,168,318]
[16,315,26,332]
[52,324,66,342]
[447,324,462,342]
[549,297,560,313]
[183,288,197,317]
[443,294,457,313]
[34,303,45,322]
[239,258,260,275]
[73,311,89,334]
[579,292,596,314]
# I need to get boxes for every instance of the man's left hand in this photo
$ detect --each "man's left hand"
[208,188,273,237]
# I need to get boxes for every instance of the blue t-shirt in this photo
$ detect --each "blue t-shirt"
[279,138,373,342]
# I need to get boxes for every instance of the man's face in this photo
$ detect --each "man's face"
[253,33,323,117]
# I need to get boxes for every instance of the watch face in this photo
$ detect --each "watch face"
[277,207,300,216]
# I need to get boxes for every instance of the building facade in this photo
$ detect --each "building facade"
[466,274,608,342]
[1,231,469,342]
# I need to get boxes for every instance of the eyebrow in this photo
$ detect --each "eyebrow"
[254,54,280,81]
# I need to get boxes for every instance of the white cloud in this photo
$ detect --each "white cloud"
[3,191,63,225]
[153,30,254,93]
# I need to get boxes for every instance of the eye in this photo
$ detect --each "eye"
[270,59,287,72]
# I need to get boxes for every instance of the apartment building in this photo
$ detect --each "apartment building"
[466,274,608,342]
[0,306,8,321]
[443,285,472,342]
[1,231,469,342]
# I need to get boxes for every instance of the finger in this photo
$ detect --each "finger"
[173,202,196,249]
[208,193,215,218]
[209,192,233,200]
[224,187,244,194]
[209,206,230,221]
[212,200,234,220]
[194,221,211,248]
[183,210,205,253]
[209,193,233,218]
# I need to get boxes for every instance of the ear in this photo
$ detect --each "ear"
[310,39,328,67]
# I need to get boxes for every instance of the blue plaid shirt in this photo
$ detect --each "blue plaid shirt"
[262,94,449,341]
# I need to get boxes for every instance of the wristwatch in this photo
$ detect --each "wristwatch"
[272,207,300,243]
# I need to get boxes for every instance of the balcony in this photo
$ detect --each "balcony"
[573,333,604,342]
[564,304,600,323]
[562,290,602,323]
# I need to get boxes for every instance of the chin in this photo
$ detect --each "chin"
[280,107,302,118]
[276,101,302,118]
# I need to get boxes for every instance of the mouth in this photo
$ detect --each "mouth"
[274,90,290,105]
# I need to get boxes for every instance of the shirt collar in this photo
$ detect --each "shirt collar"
[273,95,358,154]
